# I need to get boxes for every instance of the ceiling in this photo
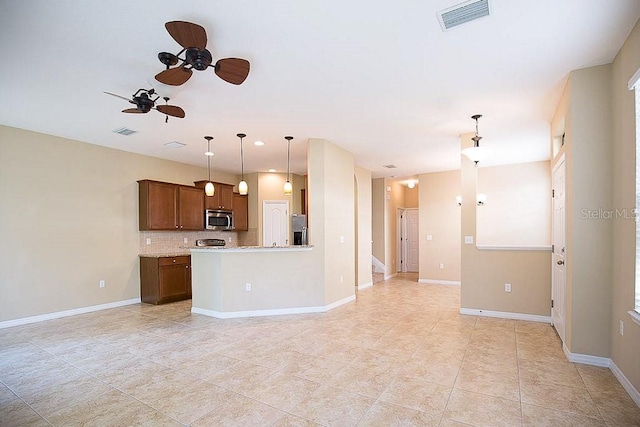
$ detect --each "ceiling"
[1,1,639,181]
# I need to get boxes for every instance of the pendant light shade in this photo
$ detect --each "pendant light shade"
[237,133,248,195]
[204,136,215,197]
[205,181,215,197]
[284,136,293,195]
[461,114,489,166]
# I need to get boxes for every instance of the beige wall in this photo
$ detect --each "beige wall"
[355,166,373,287]
[551,65,614,358]
[477,161,551,247]
[0,125,236,321]
[371,178,385,262]
[386,180,405,274]
[418,170,461,282]
[610,18,640,392]
[405,186,419,208]
[460,133,552,316]
[250,172,305,246]
[307,139,356,304]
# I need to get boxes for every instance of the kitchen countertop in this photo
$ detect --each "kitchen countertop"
[139,252,190,258]
[190,245,313,253]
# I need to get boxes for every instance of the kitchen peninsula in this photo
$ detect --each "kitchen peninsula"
[190,245,344,318]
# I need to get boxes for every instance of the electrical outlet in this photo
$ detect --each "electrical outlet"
[505,283,511,292]
[619,320,624,336]
[439,263,444,269]
[146,238,151,245]
[245,283,251,291]
[464,235,474,244]
[340,275,344,283]
[228,236,232,242]
[427,234,433,241]
[99,280,106,288]
[183,237,188,244]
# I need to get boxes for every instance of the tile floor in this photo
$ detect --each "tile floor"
[1,273,639,426]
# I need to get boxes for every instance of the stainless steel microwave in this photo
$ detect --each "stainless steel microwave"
[205,209,234,231]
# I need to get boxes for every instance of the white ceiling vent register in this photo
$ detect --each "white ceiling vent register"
[112,127,137,136]
[164,141,186,149]
[438,0,491,31]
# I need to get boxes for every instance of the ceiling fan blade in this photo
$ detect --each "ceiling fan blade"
[165,21,207,50]
[122,108,145,114]
[155,67,193,86]
[156,105,185,118]
[214,58,250,85]
[104,91,132,102]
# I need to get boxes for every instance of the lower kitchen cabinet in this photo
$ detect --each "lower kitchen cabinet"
[140,255,191,304]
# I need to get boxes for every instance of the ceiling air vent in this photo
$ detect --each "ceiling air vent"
[164,141,186,149]
[438,0,490,31]
[112,127,137,136]
[383,164,398,169]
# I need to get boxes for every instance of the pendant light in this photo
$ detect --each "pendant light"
[283,136,293,195]
[461,114,490,166]
[204,136,215,197]
[236,133,248,195]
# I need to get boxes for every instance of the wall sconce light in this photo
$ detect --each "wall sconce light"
[407,180,416,189]
[477,193,487,206]
[461,114,490,166]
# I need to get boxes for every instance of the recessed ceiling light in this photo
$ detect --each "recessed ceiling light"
[112,127,137,136]
[164,141,185,149]
[268,168,276,172]
[254,140,265,146]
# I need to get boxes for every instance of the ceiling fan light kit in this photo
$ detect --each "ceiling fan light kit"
[155,21,250,87]
[104,88,185,121]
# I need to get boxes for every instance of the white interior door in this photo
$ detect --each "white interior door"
[405,209,419,272]
[263,201,289,246]
[552,156,566,343]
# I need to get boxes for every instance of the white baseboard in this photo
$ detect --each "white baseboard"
[0,298,141,329]
[418,279,461,286]
[562,344,611,367]
[611,360,640,407]
[191,294,356,319]
[459,308,551,323]
[357,281,373,290]
[562,346,640,407]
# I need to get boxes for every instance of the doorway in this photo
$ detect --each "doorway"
[263,200,289,246]
[551,155,566,343]
[397,208,419,273]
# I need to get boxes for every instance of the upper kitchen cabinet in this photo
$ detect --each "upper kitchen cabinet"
[233,193,248,231]
[138,180,204,231]
[194,181,234,210]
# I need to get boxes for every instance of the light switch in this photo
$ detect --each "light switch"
[427,235,433,241]
[464,235,474,244]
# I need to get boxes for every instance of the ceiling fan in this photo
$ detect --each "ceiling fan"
[155,21,250,87]
[104,88,185,121]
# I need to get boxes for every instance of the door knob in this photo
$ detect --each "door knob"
[556,260,564,265]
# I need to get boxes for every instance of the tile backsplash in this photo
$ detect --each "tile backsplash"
[139,230,237,255]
